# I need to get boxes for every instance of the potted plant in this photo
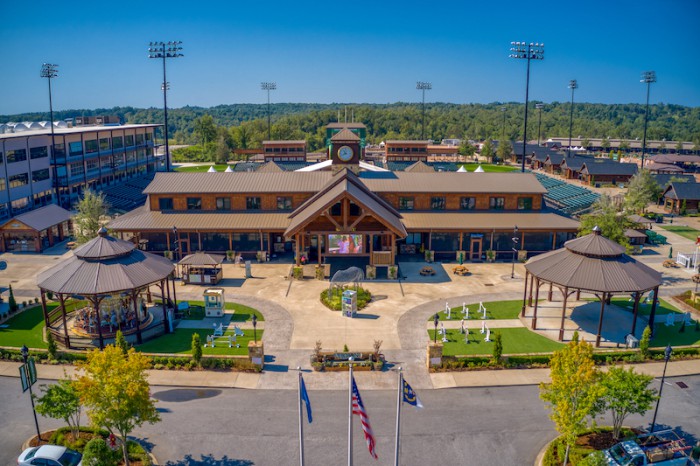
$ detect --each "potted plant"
[315,266,325,280]
[292,266,304,280]
[226,250,235,262]
[485,250,496,263]
[425,250,434,263]
[256,251,267,263]
[164,250,173,260]
[366,265,376,280]
[388,265,398,280]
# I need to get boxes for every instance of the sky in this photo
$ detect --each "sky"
[1,0,699,115]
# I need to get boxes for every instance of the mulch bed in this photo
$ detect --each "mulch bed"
[575,428,645,451]
[28,430,147,466]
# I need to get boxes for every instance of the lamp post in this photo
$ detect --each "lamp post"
[252,314,258,343]
[261,82,277,141]
[650,344,672,433]
[567,80,578,157]
[41,63,61,208]
[148,41,183,172]
[433,313,439,344]
[640,71,656,169]
[21,345,42,442]
[172,226,178,262]
[536,103,544,147]
[509,41,545,173]
[416,82,432,140]
[511,226,519,279]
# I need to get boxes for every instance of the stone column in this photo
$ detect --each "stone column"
[427,342,443,369]
[248,341,265,369]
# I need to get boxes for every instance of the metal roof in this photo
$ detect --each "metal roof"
[178,252,225,266]
[580,162,638,176]
[404,161,435,173]
[0,123,160,141]
[74,228,136,260]
[663,182,700,201]
[362,172,547,194]
[400,212,579,231]
[109,207,291,231]
[330,128,360,141]
[0,204,71,232]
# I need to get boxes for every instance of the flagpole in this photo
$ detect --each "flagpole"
[348,357,354,466]
[298,368,305,466]
[394,367,402,466]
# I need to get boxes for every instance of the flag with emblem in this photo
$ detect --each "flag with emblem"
[402,378,424,409]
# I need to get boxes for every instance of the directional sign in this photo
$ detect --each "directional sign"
[28,358,37,385]
[18,358,37,392]
[19,365,29,392]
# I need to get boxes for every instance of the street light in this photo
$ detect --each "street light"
[41,63,61,208]
[261,82,277,140]
[567,80,578,157]
[640,71,657,169]
[536,104,544,147]
[171,226,178,262]
[416,82,432,140]
[252,314,258,343]
[509,41,545,172]
[21,345,42,442]
[511,226,519,279]
[650,344,672,433]
[433,313,439,344]
[148,41,183,172]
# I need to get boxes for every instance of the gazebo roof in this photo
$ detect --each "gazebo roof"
[37,229,174,295]
[178,252,225,266]
[525,228,662,293]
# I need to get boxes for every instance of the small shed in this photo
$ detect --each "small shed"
[662,182,700,214]
[579,162,638,186]
[178,252,225,285]
[0,205,71,252]
[203,288,225,317]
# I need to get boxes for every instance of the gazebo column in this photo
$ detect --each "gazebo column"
[90,296,105,350]
[596,293,607,347]
[58,293,71,349]
[630,292,641,336]
[158,280,168,332]
[132,291,143,344]
[295,234,300,266]
[531,279,541,330]
[521,271,529,317]
[648,286,659,337]
[171,274,178,309]
[576,289,581,300]
[528,273,534,306]
[165,277,172,309]
[40,289,50,329]
[558,287,569,341]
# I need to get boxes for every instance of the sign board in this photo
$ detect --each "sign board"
[18,358,37,392]
[28,358,37,385]
[19,365,29,392]
[0,261,7,271]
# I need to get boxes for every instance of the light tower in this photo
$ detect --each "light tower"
[40,63,60,208]
[416,81,432,140]
[640,71,656,168]
[261,82,277,140]
[535,103,544,147]
[567,80,578,157]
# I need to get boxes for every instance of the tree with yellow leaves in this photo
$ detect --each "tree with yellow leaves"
[74,345,160,466]
[540,338,604,466]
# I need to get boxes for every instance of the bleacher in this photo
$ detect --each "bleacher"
[100,173,155,213]
[534,172,600,216]
[385,161,458,172]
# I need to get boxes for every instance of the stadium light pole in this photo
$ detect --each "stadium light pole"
[416,81,432,140]
[148,41,183,172]
[261,82,277,140]
[41,63,61,208]
[535,103,544,147]
[650,344,672,433]
[509,41,545,172]
[567,80,578,158]
[501,106,507,142]
[640,71,656,169]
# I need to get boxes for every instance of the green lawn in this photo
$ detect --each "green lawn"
[651,322,700,347]
[659,225,700,241]
[174,164,230,173]
[458,163,518,173]
[430,300,523,321]
[429,327,564,356]
[605,297,683,317]
[136,328,262,355]
[0,300,85,349]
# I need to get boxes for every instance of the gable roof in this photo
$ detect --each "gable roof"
[650,173,696,189]
[544,153,565,165]
[0,204,71,232]
[285,169,405,237]
[256,161,284,173]
[330,128,360,142]
[560,155,597,171]
[404,161,435,173]
[580,162,638,176]
[663,182,700,201]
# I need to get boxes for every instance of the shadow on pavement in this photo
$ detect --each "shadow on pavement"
[152,388,223,402]
[166,455,254,466]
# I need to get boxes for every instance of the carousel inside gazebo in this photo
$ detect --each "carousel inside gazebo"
[36,228,177,349]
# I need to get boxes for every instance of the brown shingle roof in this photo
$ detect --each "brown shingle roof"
[404,161,435,173]
[400,212,579,231]
[256,161,284,173]
[330,128,360,141]
[363,172,547,194]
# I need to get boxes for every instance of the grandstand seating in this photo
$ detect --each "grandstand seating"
[100,173,155,213]
[534,172,600,216]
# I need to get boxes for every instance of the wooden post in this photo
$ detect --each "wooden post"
[40,289,50,328]
[576,289,581,300]
[160,281,168,331]
[459,232,463,251]
[198,231,202,251]
[228,232,233,252]
[295,234,300,266]
[369,234,374,265]
[132,291,143,344]
[521,271,529,317]
[558,287,569,341]
[428,231,432,251]
[648,286,659,337]
[58,293,71,349]
[596,293,606,347]
[532,279,540,330]
[548,282,553,301]
[631,292,641,336]
[528,272,534,306]
[391,235,396,264]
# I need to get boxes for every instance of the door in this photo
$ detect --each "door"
[470,236,482,261]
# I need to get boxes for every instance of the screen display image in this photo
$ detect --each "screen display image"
[327,234,364,254]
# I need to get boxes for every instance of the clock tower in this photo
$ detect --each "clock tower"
[329,127,361,174]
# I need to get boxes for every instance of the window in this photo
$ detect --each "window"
[9,173,29,188]
[399,197,414,210]
[330,202,342,216]
[216,197,231,210]
[125,135,135,146]
[53,143,65,158]
[136,133,144,145]
[186,197,202,210]
[70,162,85,177]
[490,197,505,210]
[518,197,533,210]
[0,178,5,190]
[99,138,110,151]
[85,139,98,153]
[86,159,99,171]
[69,141,83,156]
[246,197,261,210]
[159,197,174,210]
[7,149,27,163]
[32,168,50,182]
[145,132,153,141]
[11,197,29,210]
[30,146,48,159]
[349,202,361,216]
[431,196,446,210]
[460,197,476,210]
[277,196,292,210]
[113,136,123,149]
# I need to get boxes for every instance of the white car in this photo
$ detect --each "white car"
[17,445,83,466]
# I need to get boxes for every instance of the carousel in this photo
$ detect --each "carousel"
[37,228,176,349]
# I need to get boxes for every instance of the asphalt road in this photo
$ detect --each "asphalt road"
[2,375,699,466]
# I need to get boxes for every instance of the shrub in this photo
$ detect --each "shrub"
[679,320,686,333]
[292,266,303,280]
[8,285,18,313]
[192,333,203,366]
[639,326,651,359]
[320,286,372,311]
[492,332,503,363]
[46,332,58,360]
[82,438,119,466]
[46,291,54,300]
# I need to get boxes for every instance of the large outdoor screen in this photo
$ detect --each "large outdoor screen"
[327,234,364,254]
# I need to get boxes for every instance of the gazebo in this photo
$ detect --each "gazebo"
[178,252,225,285]
[37,228,176,349]
[521,227,663,347]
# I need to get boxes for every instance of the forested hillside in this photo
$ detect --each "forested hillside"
[3,102,699,152]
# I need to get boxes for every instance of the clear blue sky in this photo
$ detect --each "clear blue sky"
[1,0,699,115]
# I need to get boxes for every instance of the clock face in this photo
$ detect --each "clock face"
[338,146,354,162]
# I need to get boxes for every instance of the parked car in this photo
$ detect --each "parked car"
[17,445,82,466]
[603,430,698,466]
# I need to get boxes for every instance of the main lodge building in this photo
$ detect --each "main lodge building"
[109,125,579,270]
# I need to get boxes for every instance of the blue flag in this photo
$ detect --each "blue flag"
[300,374,312,423]
[402,378,424,409]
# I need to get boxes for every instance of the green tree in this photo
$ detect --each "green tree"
[639,326,651,359]
[115,330,129,356]
[496,140,512,162]
[192,333,203,366]
[675,141,683,153]
[193,114,217,145]
[492,332,503,363]
[34,377,82,438]
[601,137,611,152]
[73,189,108,244]
[624,170,662,214]
[597,366,657,440]
[578,195,631,248]
[82,438,118,466]
[8,284,18,313]
[459,140,476,156]
[619,140,630,152]
[215,135,230,164]
[540,339,604,466]
[47,331,58,360]
[480,140,494,162]
[581,138,591,150]
[75,345,160,466]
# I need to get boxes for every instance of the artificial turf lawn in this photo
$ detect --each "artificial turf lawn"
[174,164,230,173]
[659,225,700,241]
[0,301,85,348]
[458,163,518,173]
[430,300,523,321]
[136,328,263,355]
[428,327,565,356]
[649,323,700,347]
[603,297,683,317]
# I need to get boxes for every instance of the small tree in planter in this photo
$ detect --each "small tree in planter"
[311,340,324,371]
[366,265,376,280]
[163,250,173,260]
[34,377,82,439]
[226,250,235,262]
[192,333,203,366]
[315,266,325,280]
[485,250,496,263]
[492,332,503,364]
[425,250,434,263]
[47,331,58,361]
[388,265,398,280]
[8,285,18,313]
[292,266,304,280]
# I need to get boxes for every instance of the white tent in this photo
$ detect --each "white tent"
[474,165,485,173]
[207,166,217,172]
[457,166,467,172]
[224,165,233,172]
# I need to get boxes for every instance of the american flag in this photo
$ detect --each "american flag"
[351,376,378,460]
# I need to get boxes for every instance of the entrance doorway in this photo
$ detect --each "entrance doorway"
[469,234,483,261]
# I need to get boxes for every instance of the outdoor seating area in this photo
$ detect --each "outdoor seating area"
[101,173,155,212]
[452,265,470,276]
[646,230,668,245]
[420,266,436,276]
[534,172,600,215]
